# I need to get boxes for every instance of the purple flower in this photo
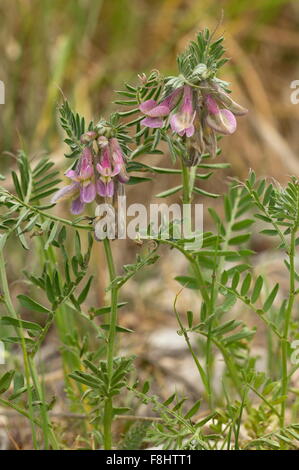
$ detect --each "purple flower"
[110,138,129,184]
[204,94,247,135]
[96,138,129,197]
[139,88,182,129]
[51,147,96,214]
[213,87,248,116]
[170,86,196,137]
[96,145,116,197]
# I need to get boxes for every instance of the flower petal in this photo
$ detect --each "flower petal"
[146,105,170,118]
[106,180,114,197]
[141,117,164,128]
[139,99,157,113]
[162,87,183,109]
[65,169,79,181]
[71,196,85,214]
[205,95,219,114]
[118,169,130,184]
[216,90,248,116]
[185,125,195,138]
[97,179,114,198]
[81,182,96,203]
[170,114,183,134]
[51,183,79,204]
[206,108,237,135]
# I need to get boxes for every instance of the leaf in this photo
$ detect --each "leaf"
[112,407,131,417]
[223,327,255,345]
[0,371,15,393]
[45,275,55,304]
[1,337,35,346]
[212,319,241,336]
[175,276,200,289]
[224,195,232,221]
[187,311,193,328]
[142,381,150,394]
[263,284,279,312]
[184,400,201,419]
[0,316,42,332]
[228,234,251,245]
[241,273,252,296]
[78,276,93,304]
[17,295,50,314]
[251,276,264,303]
[263,184,274,205]
[193,187,219,198]
[232,219,254,231]
[260,229,279,236]
[45,222,59,250]
[126,176,152,185]
[69,371,102,389]
[12,171,23,198]
[91,302,128,316]
[217,294,237,314]
[100,324,134,333]
[155,185,183,198]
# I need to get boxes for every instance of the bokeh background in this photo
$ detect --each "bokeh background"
[1,0,299,448]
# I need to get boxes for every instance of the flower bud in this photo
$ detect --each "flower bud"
[80,131,97,144]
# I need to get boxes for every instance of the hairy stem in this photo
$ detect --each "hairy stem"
[103,238,118,450]
[179,161,212,401]
[0,239,58,449]
[280,228,296,427]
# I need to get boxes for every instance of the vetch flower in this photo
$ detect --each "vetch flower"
[110,138,129,184]
[170,85,196,137]
[96,138,129,197]
[80,131,98,144]
[204,95,237,135]
[204,93,247,135]
[213,87,248,116]
[51,147,96,214]
[139,88,182,129]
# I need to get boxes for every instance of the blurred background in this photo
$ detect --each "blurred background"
[0,0,299,448]
[1,0,299,180]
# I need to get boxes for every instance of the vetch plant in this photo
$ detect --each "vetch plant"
[0,28,298,451]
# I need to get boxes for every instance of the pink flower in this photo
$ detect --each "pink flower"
[51,147,96,214]
[204,94,247,135]
[96,138,129,197]
[139,88,182,129]
[170,86,196,137]
[110,138,129,184]
[213,87,248,116]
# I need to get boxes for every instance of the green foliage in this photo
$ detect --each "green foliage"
[175,29,228,83]
[59,101,86,159]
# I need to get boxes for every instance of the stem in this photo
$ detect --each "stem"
[181,161,196,204]
[206,190,241,407]
[280,228,296,427]
[179,159,212,401]
[2,191,92,231]
[174,294,209,394]
[0,245,38,448]
[102,238,118,450]
[0,241,58,449]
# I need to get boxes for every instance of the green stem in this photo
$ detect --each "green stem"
[0,237,59,449]
[280,228,296,427]
[2,191,92,231]
[0,397,41,426]
[103,238,118,450]
[206,190,241,406]
[174,295,209,394]
[180,159,212,401]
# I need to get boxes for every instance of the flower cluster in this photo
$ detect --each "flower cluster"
[52,133,129,214]
[139,82,247,162]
